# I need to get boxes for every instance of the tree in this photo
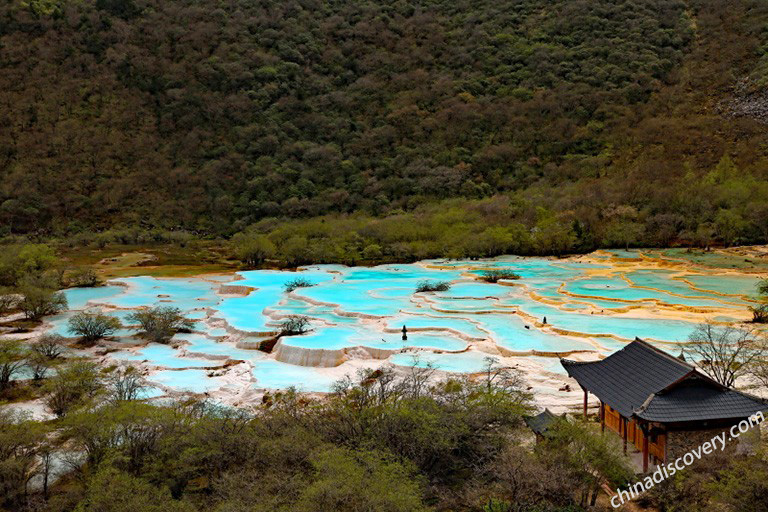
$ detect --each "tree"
[715,209,746,247]
[44,361,102,417]
[18,287,67,320]
[284,277,314,293]
[127,306,194,343]
[749,304,768,323]
[362,243,383,260]
[75,467,197,512]
[30,333,66,360]
[415,280,451,292]
[708,450,768,512]
[26,334,66,381]
[280,236,314,267]
[533,218,577,257]
[543,420,634,507]
[480,444,577,510]
[0,340,25,391]
[68,267,101,287]
[751,279,768,323]
[603,220,645,251]
[280,315,310,336]
[479,270,520,283]
[0,244,57,287]
[231,234,276,267]
[108,367,147,402]
[0,410,47,510]
[0,288,18,317]
[26,350,52,381]
[478,357,527,395]
[295,447,429,512]
[68,310,123,344]
[686,322,767,387]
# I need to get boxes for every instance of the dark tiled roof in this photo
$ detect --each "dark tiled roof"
[561,339,767,423]
[561,339,693,417]
[524,408,561,436]
[635,379,767,422]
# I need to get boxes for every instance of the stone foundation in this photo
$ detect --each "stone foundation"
[666,423,761,461]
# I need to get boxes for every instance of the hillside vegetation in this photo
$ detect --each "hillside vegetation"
[1,0,768,261]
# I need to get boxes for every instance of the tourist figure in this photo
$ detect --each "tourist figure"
[543,316,547,324]
[402,325,408,341]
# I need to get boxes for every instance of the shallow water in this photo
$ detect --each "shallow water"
[150,369,224,393]
[111,344,214,368]
[389,350,494,373]
[251,360,347,391]
[39,252,765,393]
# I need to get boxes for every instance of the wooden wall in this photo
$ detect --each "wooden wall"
[602,403,667,463]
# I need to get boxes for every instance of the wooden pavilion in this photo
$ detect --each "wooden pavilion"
[561,339,767,472]
[524,408,564,443]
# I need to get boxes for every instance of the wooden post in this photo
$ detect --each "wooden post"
[622,417,628,454]
[600,402,605,433]
[583,389,588,420]
[642,425,649,473]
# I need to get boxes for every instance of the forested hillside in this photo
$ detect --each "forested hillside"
[1,0,768,260]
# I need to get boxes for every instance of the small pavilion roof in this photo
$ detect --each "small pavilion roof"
[524,408,562,436]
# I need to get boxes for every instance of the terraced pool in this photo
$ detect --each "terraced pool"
[39,250,765,395]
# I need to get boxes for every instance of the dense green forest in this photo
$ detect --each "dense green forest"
[1,0,768,260]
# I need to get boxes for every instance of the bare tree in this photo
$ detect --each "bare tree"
[279,315,310,336]
[479,356,526,393]
[68,310,122,344]
[127,306,194,343]
[26,351,52,381]
[686,322,767,387]
[402,359,437,399]
[108,367,147,402]
[30,334,66,360]
[0,340,26,391]
[0,289,19,317]
[751,279,768,323]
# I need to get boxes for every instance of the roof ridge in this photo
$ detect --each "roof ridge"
[633,392,658,415]
[633,385,768,423]
[725,386,768,405]
[631,338,694,370]
[560,358,594,367]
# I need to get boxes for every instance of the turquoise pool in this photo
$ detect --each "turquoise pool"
[39,253,761,394]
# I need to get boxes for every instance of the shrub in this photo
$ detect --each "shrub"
[77,467,197,512]
[232,234,276,267]
[362,244,383,260]
[0,288,18,316]
[68,267,101,287]
[0,340,25,391]
[68,310,122,344]
[26,351,52,380]
[127,306,194,343]
[30,334,66,360]
[415,280,451,293]
[296,447,430,512]
[108,367,147,402]
[284,277,314,293]
[19,287,67,320]
[479,269,521,283]
[44,361,102,417]
[280,315,310,336]
[750,304,768,323]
